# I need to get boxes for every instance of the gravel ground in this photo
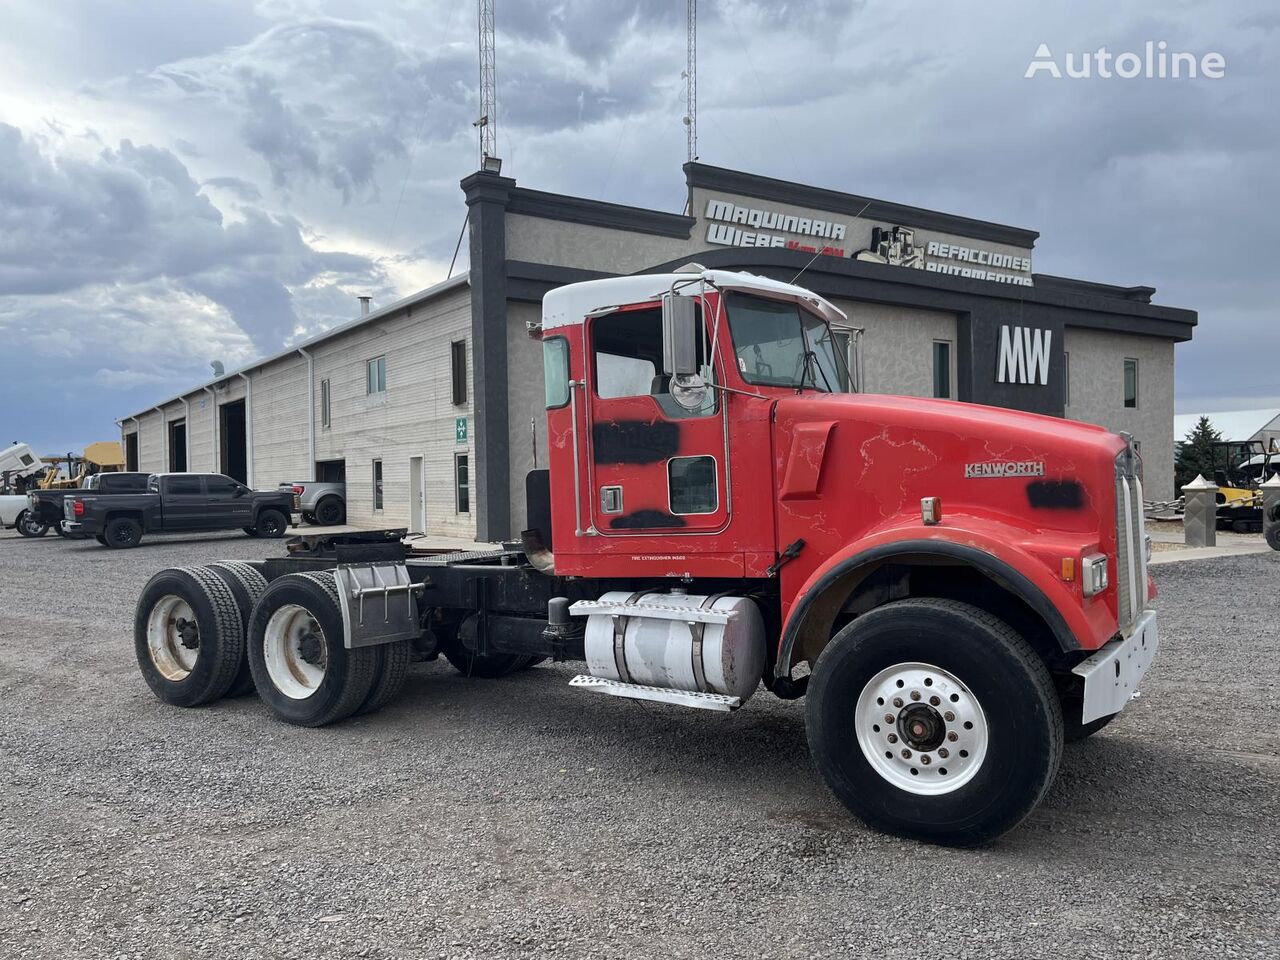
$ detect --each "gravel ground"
[1,529,1277,959]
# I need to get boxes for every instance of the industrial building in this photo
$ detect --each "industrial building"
[119,162,1198,540]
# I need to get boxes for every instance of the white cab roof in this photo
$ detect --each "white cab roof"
[541,269,848,331]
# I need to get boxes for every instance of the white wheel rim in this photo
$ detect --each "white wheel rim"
[855,661,989,796]
[263,603,327,700]
[146,595,199,681]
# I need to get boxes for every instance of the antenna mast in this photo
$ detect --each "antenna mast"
[683,0,697,163]
[477,0,497,166]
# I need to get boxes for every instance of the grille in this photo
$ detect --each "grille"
[1114,450,1148,633]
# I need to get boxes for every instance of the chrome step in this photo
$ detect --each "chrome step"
[569,675,741,712]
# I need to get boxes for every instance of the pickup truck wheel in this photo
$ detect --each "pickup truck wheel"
[247,571,378,727]
[104,517,143,548]
[242,526,259,537]
[134,567,245,707]
[95,535,108,546]
[301,511,316,524]
[255,509,288,538]
[315,496,345,526]
[15,510,48,537]
[355,640,412,716]
[206,561,270,697]
[806,598,1062,846]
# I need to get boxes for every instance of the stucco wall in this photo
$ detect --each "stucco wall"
[833,299,959,398]
[1064,328,1175,501]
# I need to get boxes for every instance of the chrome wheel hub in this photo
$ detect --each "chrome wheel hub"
[855,661,989,796]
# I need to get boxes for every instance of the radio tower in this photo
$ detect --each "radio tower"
[477,0,497,167]
[683,0,697,163]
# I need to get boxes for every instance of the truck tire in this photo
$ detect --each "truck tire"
[104,517,144,548]
[255,509,288,539]
[243,526,259,537]
[1062,707,1118,742]
[301,511,316,524]
[134,567,245,707]
[355,640,412,716]
[315,496,345,526]
[15,510,48,537]
[206,561,270,697]
[246,571,378,727]
[806,598,1063,846]
[1267,524,1280,551]
[95,535,108,546]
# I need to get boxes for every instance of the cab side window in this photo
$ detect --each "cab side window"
[591,306,714,416]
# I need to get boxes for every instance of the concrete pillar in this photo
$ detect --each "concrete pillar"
[1262,473,1280,547]
[1182,474,1217,547]
[460,169,516,543]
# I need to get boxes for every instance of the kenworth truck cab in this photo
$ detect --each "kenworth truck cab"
[131,270,1157,845]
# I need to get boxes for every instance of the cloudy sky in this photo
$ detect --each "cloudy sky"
[1,0,1274,452]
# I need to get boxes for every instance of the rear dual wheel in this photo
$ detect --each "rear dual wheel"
[134,567,245,707]
[246,571,410,726]
[806,598,1062,846]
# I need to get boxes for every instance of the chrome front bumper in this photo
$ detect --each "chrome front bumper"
[1071,609,1158,724]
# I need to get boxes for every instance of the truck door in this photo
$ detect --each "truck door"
[585,303,727,535]
[205,474,253,528]
[162,474,206,530]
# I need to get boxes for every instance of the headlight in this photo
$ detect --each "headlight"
[1082,553,1109,597]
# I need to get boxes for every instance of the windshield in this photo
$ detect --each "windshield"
[725,293,848,392]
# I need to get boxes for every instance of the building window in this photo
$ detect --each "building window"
[669,455,718,515]
[451,340,467,405]
[372,459,383,510]
[1063,352,1070,407]
[455,454,470,513]
[320,378,331,428]
[1123,358,1138,408]
[932,340,952,399]
[366,356,386,395]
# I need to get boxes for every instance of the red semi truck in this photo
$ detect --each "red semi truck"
[133,269,1157,845]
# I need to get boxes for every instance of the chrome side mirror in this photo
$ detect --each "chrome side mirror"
[661,293,699,376]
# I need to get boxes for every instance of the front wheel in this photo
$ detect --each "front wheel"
[806,598,1062,846]
[15,511,48,537]
[1267,523,1280,552]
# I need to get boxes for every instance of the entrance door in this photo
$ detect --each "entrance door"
[408,456,425,532]
[585,304,727,535]
[168,420,187,472]
[220,400,247,484]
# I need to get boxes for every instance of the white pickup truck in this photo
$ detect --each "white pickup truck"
[1,495,45,536]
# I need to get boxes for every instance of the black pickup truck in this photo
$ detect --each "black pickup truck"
[25,472,153,537]
[63,473,295,548]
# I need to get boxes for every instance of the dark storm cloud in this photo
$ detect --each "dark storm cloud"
[0,123,387,351]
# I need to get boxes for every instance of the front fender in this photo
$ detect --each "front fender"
[774,517,1113,679]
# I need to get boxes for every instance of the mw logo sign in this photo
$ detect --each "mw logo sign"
[996,325,1052,385]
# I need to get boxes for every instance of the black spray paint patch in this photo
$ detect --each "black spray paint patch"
[610,510,687,530]
[1026,479,1085,510]
[592,420,679,464]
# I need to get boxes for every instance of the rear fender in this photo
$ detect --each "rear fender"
[775,521,1103,680]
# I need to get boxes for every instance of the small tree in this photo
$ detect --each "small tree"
[1174,416,1223,494]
